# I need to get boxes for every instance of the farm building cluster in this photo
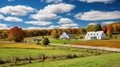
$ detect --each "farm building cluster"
[60,31,106,40]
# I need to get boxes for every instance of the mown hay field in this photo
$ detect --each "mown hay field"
[73,40,120,48]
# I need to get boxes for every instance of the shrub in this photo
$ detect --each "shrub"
[41,38,50,46]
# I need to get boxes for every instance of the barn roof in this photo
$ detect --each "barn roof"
[86,31,104,35]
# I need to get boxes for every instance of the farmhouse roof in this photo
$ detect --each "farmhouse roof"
[86,31,104,35]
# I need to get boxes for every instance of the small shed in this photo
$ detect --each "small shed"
[60,32,73,40]
[85,31,106,40]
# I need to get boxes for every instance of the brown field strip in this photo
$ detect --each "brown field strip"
[73,40,120,48]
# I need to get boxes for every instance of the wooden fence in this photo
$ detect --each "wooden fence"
[0,51,109,65]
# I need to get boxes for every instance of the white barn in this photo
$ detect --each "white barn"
[60,32,72,40]
[85,31,106,40]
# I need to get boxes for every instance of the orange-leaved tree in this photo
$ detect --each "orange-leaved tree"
[107,24,113,38]
[8,26,26,42]
[102,26,107,34]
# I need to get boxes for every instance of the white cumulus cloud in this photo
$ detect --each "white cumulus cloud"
[75,10,120,21]
[61,23,79,27]
[31,13,58,21]
[0,23,8,29]
[58,18,73,24]
[79,0,114,3]
[30,3,75,21]
[4,17,23,22]
[58,18,79,28]
[26,27,47,30]
[26,25,59,30]
[0,14,5,19]
[25,21,52,26]
[48,25,60,29]
[88,22,97,25]
[102,21,115,25]
[0,5,35,16]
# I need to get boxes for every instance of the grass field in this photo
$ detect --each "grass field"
[0,36,120,67]
[0,47,92,59]
[0,43,115,67]
[0,52,120,67]
[14,53,120,67]
[16,53,120,67]
[0,43,107,59]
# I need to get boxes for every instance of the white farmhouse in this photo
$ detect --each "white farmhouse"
[60,32,73,40]
[85,31,106,40]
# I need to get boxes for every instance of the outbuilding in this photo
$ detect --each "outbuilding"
[60,32,73,40]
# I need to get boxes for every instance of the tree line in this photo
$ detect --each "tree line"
[0,22,120,42]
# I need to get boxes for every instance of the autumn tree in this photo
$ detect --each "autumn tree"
[112,22,120,33]
[0,30,8,39]
[8,26,26,42]
[71,28,79,34]
[51,29,59,39]
[102,26,107,33]
[78,28,87,34]
[107,24,113,38]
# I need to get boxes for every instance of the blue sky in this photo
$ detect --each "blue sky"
[0,0,120,29]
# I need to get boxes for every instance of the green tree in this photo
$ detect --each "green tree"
[95,24,102,31]
[41,38,50,46]
[86,24,102,32]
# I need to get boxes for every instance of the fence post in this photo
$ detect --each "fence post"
[73,53,77,58]
[13,56,17,65]
[51,55,55,61]
[59,55,62,60]
[41,54,45,61]
[28,55,31,63]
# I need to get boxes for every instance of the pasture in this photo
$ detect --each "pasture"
[12,53,120,67]
[0,42,116,67]
[0,36,120,67]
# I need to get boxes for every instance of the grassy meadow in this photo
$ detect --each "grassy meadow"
[0,35,120,67]
[0,47,93,59]
[13,53,120,67]
[0,41,117,67]
[0,52,120,67]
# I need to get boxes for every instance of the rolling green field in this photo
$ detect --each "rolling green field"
[0,52,120,67]
[14,53,120,67]
[0,44,115,67]
[0,47,91,59]
[0,36,120,67]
